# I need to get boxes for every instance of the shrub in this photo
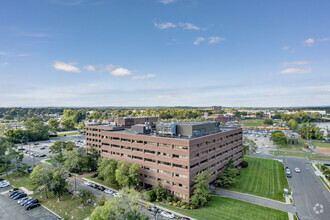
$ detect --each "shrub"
[168,202,172,205]
[190,204,197,209]
[181,205,186,209]
[173,203,177,207]
[92,173,98,178]
[173,197,178,202]
[181,202,186,206]
[145,190,156,202]
[155,199,159,202]
[167,196,172,203]
[241,160,248,168]
[177,201,181,207]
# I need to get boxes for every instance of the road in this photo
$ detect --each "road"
[283,157,330,220]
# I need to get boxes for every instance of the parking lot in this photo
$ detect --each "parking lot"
[0,186,59,220]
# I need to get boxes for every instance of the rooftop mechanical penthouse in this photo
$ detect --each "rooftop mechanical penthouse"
[86,121,243,201]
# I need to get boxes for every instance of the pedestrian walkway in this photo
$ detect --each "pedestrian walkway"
[211,188,296,214]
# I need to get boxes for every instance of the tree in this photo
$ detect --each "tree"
[24,117,49,141]
[97,194,107,206]
[0,137,15,177]
[64,149,85,173]
[256,112,265,118]
[115,161,130,187]
[190,171,211,207]
[48,118,60,134]
[61,117,75,130]
[154,181,166,201]
[270,131,288,146]
[128,163,141,187]
[90,188,147,220]
[86,146,99,171]
[30,164,52,199]
[74,189,96,206]
[263,118,273,125]
[216,159,239,188]
[49,165,69,202]
[50,141,66,153]
[242,137,257,155]
[103,159,118,185]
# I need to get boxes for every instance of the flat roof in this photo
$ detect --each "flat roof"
[103,126,240,140]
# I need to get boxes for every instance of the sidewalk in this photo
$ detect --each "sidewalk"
[312,163,330,191]
[211,188,295,214]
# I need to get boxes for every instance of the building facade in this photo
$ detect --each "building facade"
[86,121,243,201]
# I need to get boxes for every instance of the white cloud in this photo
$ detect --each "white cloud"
[53,61,80,73]
[209,36,225,44]
[282,61,311,66]
[105,64,115,72]
[158,0,176,4]
[132,74,156,80]
[193,37,205,45]
[304,38,314,46]
[0,51,8,56]
[179,23,200,30]
[154,22,176,29]
[88,84,98,88]
[84,65,96,71]
[110,67,132,76]
[279,68,311,74]
[282,46,289,51]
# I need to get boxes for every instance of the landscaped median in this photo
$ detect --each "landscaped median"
[226,156,289,202]
[159,196,290,220]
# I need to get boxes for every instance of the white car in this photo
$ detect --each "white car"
[160,211,175,219]
[113,192,119,197]
[84,181,92,186]
[0,183,10,188]
[265,145,268,148]
[295,168,300,173]
[104,189,113,194]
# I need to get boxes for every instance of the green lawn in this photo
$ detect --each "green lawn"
[238,119,265,127]
[85,175,121,191]
[160,196,289,220]
[58,131,80,136]
[312,141,330,148]
[270,151,330,161]
[227,156,289,202]
[3,172,37,191]
[35,192,94,220]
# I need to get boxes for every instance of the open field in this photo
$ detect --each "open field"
[238,119,265,127]
[35,192,94,220]
[3,172,36,191]
[160,196,289,220]
[227,156,289,202]
[312,141,330,148]
[85,175,121,191]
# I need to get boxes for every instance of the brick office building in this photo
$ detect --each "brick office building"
[86,121,243,201]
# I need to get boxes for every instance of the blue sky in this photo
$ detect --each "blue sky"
[0,0,330,107]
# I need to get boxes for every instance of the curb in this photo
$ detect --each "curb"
[41,204,62,219]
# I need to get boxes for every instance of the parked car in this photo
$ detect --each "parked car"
[104,189,113,194]
[9,191,21,197]
[40,147,45,150]
[160,211,175,219]
[21,198,34,206]
[84,181,91,186]
[13,193,27,200]
[18,197,31,204]
[25,203,40,210]
[97,186,105,191]
[113,192,119,197]
[177,218,190,220]
[24,199,39,207]
[295,168,300,173]
[28,168,33,173]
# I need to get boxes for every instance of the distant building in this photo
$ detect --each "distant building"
[86,121,243,201]
[203,113,234,123]
[211,106,222,112]
[303,110,327,116]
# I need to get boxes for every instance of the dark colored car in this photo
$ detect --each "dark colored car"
[38,154,46,157]
[21,198,34,206]
[10,191,22,198]
[97,186,105,191]
[28,168,33,173]
[0,178,3,181]
[25,203,40,210]
[178,218,191,220]
[34,143,39,145]
[13,193,27,200]
[24,199,38,207]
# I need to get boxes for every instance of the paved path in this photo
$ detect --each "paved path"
[211,188,296,214]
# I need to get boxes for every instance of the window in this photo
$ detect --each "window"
[121,138,131,142]
[158,152,171,157]
[173,164,187,169]
[111,137,120,140]
[132,147,143,152]
[146,141,157,146]
[159,169,171,175]
[173,154,187,159]
[132,155,143,160]
[174,173,188,179]
[158,161,171,166]
[111,144,120,148]
[144,167,156,172]
[145,149,155,154]
[173,145,188,150]
[145,158,156,163]
[159,143,171,148]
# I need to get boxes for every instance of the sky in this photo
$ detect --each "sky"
[0,0,330,107]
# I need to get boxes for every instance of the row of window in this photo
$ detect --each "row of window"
[143,175,188,189]
[190,132,242,150]
[102,144,188,159]
[144,166,188,179]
